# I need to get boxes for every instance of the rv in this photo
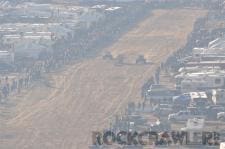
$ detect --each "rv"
[175,70,225,92]
[192,47,225,59]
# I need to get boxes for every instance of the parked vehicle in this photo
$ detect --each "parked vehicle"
[173,93,191,106]
[168,111,205,122]
[206,105,225,120]
[126,115,147,126]
[217,112,225,121]
[187,106,207,115]
[153,104,173,116]
[145,84,175,104]
[212,89,225,105]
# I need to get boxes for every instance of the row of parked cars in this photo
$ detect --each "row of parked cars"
[152,102,225,122]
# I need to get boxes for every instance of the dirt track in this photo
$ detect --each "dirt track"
[0,9,206,149]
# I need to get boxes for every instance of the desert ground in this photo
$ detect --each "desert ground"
[0,8,207,149]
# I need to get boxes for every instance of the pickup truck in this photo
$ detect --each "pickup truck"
[168,111,205,122]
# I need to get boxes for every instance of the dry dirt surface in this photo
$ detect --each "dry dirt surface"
[0,8,206,149]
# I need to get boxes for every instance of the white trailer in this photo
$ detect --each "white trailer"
[175,70,225,92]
[220,142,225,149]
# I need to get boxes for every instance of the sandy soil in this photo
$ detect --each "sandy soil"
[0,8,206,149]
